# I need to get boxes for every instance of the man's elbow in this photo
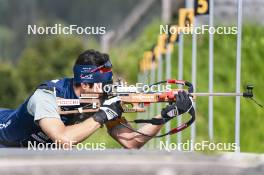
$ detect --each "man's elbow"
[52,135,78,148]
[123,141,144,149]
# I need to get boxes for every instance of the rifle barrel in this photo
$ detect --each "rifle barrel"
[191,92,243,97]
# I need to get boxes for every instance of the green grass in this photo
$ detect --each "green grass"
[88,21,264,153]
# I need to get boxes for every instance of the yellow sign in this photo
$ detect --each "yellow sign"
[169,25,178,43]
[166,25,178,51]
[194,0,209,16]
[179,9,194,32]
[178,8,194,33]
[154,34,167,57]
[143,51,154,71]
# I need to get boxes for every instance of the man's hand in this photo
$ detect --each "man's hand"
[161,91,193,120]
[93,96,123,126]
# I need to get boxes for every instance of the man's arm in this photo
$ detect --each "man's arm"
[39,117,100,146]
[107,115,163,149]
[108,91,193,149]
[28,89,101,146]
[29,90,123,147]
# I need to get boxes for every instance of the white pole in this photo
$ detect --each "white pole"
[137,72,143,120]
[165,46,171,144]
[186,0,192,8]
[208,0,214,141]
[191,17,197,150]
[156,52,163,148]
[235,0,243,153]
[149,59,156,149]
[161,0,172,24]
[144,66,151,149]
[177,33,184,148]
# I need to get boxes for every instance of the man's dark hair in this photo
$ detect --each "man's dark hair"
[75,49,109,66]
[74,49,110,87]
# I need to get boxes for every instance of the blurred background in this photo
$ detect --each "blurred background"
[0,0,263,153]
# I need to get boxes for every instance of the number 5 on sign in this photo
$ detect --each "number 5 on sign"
[194,0,209,16]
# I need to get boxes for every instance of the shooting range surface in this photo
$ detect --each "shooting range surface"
[0,149,263,175]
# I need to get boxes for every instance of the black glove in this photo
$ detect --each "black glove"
[93,96,123,126]
[161,91,193,120]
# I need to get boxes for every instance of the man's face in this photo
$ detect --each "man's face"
[80,83,104,94]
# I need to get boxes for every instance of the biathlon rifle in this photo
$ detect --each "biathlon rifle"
[56,79,262,137]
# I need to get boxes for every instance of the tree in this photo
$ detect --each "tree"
[17,35,84,94]
[0,63,26,108]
